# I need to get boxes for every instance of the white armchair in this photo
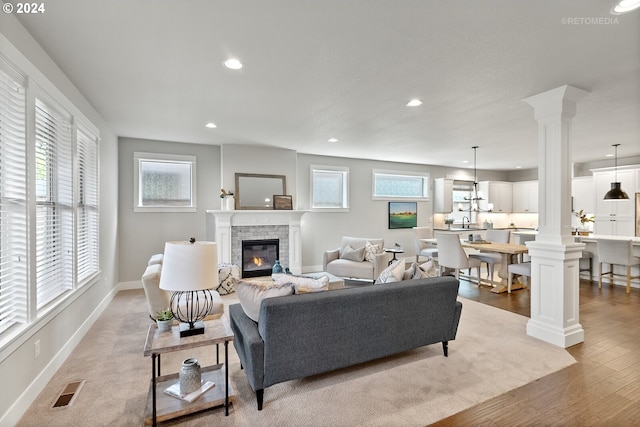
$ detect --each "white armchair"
[323,236,390,281]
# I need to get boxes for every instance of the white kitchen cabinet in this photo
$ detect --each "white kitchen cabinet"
[479,181,512,213]
[512,181,538,213]
[433,178,453,213]
[571,176,594,214]
[593,168,636,236]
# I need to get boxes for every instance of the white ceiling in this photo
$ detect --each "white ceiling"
[14,0,640,170]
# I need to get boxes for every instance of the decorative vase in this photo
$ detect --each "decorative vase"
[179,358,201,394]
[272,260,283,274]
[225,196,235,211]
[157,319,172,332]
[221,198,227,210]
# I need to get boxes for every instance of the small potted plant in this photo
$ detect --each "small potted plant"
[156,308,174,332]
[573,210,594,236]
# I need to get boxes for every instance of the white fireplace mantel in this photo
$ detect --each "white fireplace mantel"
[206,210,308,274]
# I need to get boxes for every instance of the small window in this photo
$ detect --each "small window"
[311,165,349,211]
[134,152,197,212]
[372,170,429,200]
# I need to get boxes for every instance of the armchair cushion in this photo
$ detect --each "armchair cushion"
[364,241,383,262]
[340,245,366,262]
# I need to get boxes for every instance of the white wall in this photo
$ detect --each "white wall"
[0,13,118,425]
[118,138,221,282]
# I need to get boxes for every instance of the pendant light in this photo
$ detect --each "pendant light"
[603,143,629,200]
[459,146,493,212]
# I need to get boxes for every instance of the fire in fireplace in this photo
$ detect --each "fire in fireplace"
[241,239,280,278]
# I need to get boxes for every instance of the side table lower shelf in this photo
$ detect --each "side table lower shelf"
[143,364,235,426]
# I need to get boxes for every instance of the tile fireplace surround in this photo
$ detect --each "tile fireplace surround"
[206,210,308,275]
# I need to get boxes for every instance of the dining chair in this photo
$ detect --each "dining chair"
[435,232,482,285]
[597,239,640,294]
[508,262,531,293]
[514,233,536,263]
[472,229,511,282]
[413,227,438,263]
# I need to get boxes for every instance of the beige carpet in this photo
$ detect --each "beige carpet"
[17,289,575,427]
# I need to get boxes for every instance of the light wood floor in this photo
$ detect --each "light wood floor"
[430,277,640,427]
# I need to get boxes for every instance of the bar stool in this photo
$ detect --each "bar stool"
[597,239,640,294]
[579,251,593,281]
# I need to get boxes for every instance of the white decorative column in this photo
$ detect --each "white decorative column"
[522,85,588,348]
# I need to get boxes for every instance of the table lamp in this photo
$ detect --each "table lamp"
[159,239,219,337]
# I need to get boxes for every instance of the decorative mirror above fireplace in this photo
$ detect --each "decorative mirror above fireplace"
[235,173,287,210]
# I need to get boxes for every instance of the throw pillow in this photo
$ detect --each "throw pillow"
[217,263,240,295]
[403,262,423,280]
[340,245,366,262]
[419,257,439,278]
[375,259,406,284]
[364,241,383,262]
[236,279,294,322]
[272,273,330,294]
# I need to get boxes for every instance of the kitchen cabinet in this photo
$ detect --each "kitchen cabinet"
[512,181,538,213]
[572,176,594,214]
[593,168,636,236]
[478,181,512,213]
[433,178,453,213]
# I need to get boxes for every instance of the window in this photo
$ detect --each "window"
[372,170,429,200]
[311,165,349,211]
[0,62,28,333]
[0,55,101,340]
[76,125,99,285]
[134,152,197,212]
[35,97,74,308]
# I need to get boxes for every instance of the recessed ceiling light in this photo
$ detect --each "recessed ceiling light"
[611,0,640,14]
[224,58,243,70]
[516,165,522,169]
[605,153,614,157]
[462,160,469,164]
[328,138,339,142]
[406,99,423,107]
[205,122,217,129]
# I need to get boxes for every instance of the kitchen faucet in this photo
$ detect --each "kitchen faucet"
[462,216,470,229]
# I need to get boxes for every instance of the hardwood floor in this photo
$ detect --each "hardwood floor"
[430,277,640,427]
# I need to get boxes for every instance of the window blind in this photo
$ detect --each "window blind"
[76,125,99,284]
[0,63,28,332]
[35,97,74,309]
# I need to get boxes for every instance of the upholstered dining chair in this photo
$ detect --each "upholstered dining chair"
[514,233,536,263]
[413,227,438,263]
[597,239,640,294]
[472,229,511,283]
[435,232,482,285]
[508,262,531,293]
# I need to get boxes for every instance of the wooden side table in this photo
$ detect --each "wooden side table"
[143,316,235,426]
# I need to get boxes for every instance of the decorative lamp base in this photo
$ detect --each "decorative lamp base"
[179,320,205,337]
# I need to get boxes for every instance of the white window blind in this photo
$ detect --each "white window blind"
[76,126,99,284]
[0,63,28,333]
[35,97,74,309]
[311,166,349,210]
[372,171,429,199]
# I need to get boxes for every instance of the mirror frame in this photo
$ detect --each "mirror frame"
[234,173,287,210]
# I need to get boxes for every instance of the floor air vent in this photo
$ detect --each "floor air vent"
[52,380,85,408]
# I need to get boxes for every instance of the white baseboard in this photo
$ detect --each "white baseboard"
[117,280,142,290]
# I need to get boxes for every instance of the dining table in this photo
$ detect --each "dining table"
[421,238,529,293]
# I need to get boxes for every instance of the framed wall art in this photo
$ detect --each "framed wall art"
[273,195,293,210]
[388,202,417,229]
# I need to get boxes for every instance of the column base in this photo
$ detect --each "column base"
[526,318,584,348]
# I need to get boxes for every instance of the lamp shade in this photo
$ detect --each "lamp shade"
[159,241,219,292]
[603,182,629,200]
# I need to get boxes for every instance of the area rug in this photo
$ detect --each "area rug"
[16,289,576,427]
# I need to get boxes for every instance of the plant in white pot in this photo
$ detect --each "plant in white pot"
[156,308,174,332]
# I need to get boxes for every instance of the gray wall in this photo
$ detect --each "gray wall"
[118,138,221,281]
[0,14,118,424]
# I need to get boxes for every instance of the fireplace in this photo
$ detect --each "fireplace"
[241,239,280,278]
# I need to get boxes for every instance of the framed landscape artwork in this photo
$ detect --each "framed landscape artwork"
[388,202,417,229]
[273,195,293,210]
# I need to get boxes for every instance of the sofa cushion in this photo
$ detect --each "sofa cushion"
[340,245,365,262]
[326,259,375,280]
[404,262,422,280]
[272,273,330,294]
[364,241,383,262]
[236,279,294,322]
[375,259,406,284]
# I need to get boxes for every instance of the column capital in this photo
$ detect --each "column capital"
[522,85,589,121]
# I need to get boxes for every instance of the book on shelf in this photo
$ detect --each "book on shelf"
[163,380,215,403]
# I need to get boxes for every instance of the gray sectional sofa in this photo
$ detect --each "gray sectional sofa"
[229,276,463,410]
